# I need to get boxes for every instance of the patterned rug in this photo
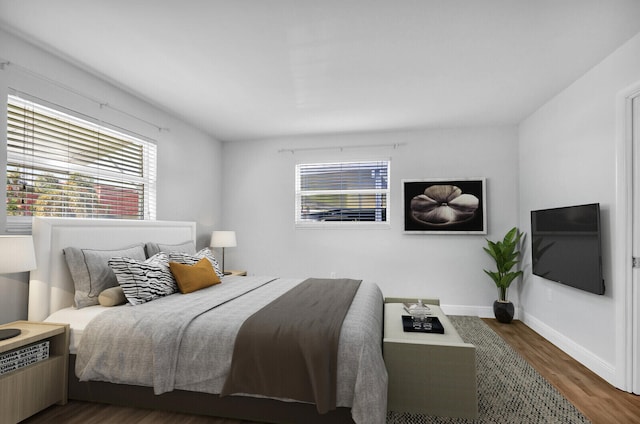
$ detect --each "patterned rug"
[386,316,591,424]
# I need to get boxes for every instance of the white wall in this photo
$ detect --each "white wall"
[0,28,223,323]
[221,126,519,314]
[518,32,640,388]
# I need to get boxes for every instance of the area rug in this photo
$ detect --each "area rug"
[386,315,591,424]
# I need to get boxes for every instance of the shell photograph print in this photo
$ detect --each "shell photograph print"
[403,178,487,234]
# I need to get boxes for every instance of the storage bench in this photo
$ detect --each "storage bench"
[383,298,477,419]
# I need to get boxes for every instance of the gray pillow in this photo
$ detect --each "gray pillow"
[145,240,196,257]
[63,243,146,308]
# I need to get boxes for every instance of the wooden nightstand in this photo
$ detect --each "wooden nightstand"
[0,321,70,423]
[226,270,247,276]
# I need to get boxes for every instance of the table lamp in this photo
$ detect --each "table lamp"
[210,231,236,275]
[0,235,37,340]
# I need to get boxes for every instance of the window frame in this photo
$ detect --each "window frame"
[6,94,157,233]
[295,159,391,229]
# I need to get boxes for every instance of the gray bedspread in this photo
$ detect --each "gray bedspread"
[75,276,387,424]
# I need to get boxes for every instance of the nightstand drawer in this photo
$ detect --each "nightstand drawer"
[0,356,65,423]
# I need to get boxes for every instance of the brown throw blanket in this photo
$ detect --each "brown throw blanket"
[221,277,362,413]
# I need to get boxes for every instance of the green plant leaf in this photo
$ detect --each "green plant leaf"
[500,271,523,288]
[503,227,517,243]
[483,227,525,292]
[483,269,501,285]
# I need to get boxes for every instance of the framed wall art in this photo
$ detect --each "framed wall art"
[402,178,487,234]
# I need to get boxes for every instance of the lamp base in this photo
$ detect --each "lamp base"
[0,328,21,340]
[223,271,232,276]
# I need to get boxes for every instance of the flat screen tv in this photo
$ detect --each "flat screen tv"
[530,203,604,295]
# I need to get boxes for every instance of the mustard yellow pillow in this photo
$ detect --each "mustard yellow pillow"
[169,258,221,294]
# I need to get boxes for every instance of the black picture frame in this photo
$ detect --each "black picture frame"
[402,178,487,234]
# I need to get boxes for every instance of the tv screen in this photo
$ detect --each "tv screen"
[531,203,604,295]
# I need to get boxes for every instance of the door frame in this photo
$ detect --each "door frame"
[616,82,640,393]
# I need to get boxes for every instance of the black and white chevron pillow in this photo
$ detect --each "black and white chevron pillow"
[168,248,224,278]
[109,252,177,305]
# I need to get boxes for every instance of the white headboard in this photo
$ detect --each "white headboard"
[28,217,197,321]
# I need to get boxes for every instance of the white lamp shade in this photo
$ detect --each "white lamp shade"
[0,235,37,273]
[210,231,237,248]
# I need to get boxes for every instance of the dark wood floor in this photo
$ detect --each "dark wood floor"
[22,319,640,424]
[482,319,640,424]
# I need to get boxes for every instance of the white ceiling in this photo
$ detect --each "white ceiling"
[1,0,640,142]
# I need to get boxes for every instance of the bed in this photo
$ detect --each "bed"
[27,217,387,424]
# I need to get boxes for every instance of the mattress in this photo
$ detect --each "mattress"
[44,304,111,354]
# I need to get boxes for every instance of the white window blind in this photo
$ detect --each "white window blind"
[295,160,389,225]
[6,95,157,233]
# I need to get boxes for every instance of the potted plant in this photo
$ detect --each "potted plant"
[483,227,524,323]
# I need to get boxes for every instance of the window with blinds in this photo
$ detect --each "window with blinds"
[6,95,157,233]
[295,160,389,225]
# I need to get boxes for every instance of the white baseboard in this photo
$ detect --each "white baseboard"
[521,311,617,386]
[441,303,523,320]
[439,304,616,386]
[441,304,495,319]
